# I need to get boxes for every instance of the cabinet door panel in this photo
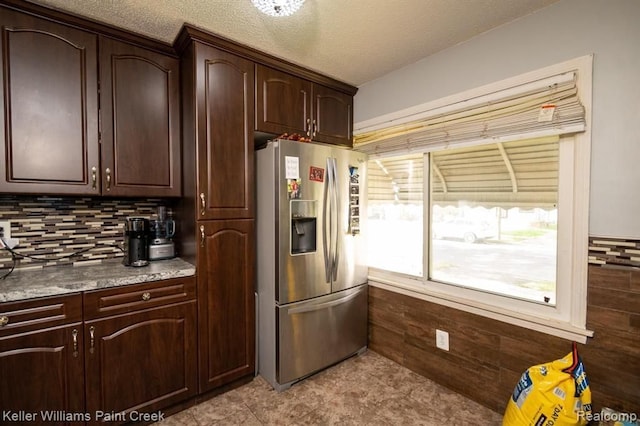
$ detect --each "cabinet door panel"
[0,325,85,425]
[0,10,99,194]
[255,65,311,137]
[313,85,353,146]
[197,45,254,219]
[198,220,255,392]
[99,37,181,197]
[84,302,196,420]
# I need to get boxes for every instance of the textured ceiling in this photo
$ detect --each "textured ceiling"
[27,0,559,86]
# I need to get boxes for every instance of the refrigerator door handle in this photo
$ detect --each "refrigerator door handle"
[287,289,362,314]
[331,157,340,282]
[322,157,331,283]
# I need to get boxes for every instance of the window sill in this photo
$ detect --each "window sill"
[368,275,594,343]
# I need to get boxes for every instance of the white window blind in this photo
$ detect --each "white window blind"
[354,72,585,157]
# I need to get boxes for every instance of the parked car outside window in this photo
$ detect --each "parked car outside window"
[432,218,494,243]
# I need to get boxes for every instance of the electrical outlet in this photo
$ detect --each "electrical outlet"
[436,329,450,351]
[0,221,10,239]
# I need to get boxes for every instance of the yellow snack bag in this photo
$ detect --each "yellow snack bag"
[503,343,592,426]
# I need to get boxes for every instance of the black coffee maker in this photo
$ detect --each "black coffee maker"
[123,217,150,267]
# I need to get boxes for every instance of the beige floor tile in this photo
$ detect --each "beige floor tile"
[158,350,503,425]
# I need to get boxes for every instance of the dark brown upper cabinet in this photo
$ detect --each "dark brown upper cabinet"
[256,65,354,147]
[99,36,181,197]
[0,9,100,195]
[312,83,354,147]
[188,43,255,220]
[0,8,181,197]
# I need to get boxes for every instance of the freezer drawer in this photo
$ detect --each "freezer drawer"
[277,285,367,385]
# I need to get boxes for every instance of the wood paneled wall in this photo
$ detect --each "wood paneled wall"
[368,264,640,415]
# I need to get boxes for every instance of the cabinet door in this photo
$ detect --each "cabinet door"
[84,301,197,421]
[0,325,85,425]
[312,84,353,146]
[196,44,254,219]
[0,9,99,195]
[99,36,181,197]
[198,219,255,392]
[255,65,312,137]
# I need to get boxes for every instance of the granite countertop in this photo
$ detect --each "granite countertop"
[0,257,196,303]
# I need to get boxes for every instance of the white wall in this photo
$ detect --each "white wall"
[354,0,640,239]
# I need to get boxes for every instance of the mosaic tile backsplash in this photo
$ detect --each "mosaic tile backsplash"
[589,236,640,268]
[0,196,176,270]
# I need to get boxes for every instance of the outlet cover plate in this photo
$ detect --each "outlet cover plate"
[0,221,10,239]
[436,329,449,351]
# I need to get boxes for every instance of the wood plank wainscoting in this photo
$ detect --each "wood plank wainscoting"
[368,245,640,415]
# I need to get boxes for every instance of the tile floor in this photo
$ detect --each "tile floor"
[158,350,503,425]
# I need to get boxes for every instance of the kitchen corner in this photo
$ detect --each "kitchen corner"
[0,257,195,303]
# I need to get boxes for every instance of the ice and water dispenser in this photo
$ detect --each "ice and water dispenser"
[290,200,317,254]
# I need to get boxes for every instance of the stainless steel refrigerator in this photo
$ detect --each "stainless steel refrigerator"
[256,139,368,391]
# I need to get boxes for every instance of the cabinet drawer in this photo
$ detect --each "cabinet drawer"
[0,293,83,337]
[83,277,196,320]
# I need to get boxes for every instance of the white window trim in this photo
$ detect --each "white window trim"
[360,55,594,343]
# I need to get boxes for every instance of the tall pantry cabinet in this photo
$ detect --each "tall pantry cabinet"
[176,29,256,393]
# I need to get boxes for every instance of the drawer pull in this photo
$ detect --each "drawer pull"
[72,329,78,357]
[0,316,9,327]
[89,326,95,354]
[142,292,151,301]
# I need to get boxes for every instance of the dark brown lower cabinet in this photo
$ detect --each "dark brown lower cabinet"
[0,294,85,426]
[0,278,197,425]
[84,301,197,424]
[0,325,86,425]
[82,277,197,424]
[197,219,255,392]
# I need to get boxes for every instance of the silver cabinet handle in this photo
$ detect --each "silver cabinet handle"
[0,315,9,327]
[306,118,311,137]
[72,328,78,357]
[91,167,97,189]
[89,326,95,354]
[105,168,111,191]
[200,193,206,216]
[312,119,317,138]
[200,225,205,247]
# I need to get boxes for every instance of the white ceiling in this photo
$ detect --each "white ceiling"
[28,0,559,86]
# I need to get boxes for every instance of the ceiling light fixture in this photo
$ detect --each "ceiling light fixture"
[251,0,305,17]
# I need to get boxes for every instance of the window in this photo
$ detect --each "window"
[430,138,559,305]
[358,57,593,342]
[368,154,423,276]
[369,137,559,303]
